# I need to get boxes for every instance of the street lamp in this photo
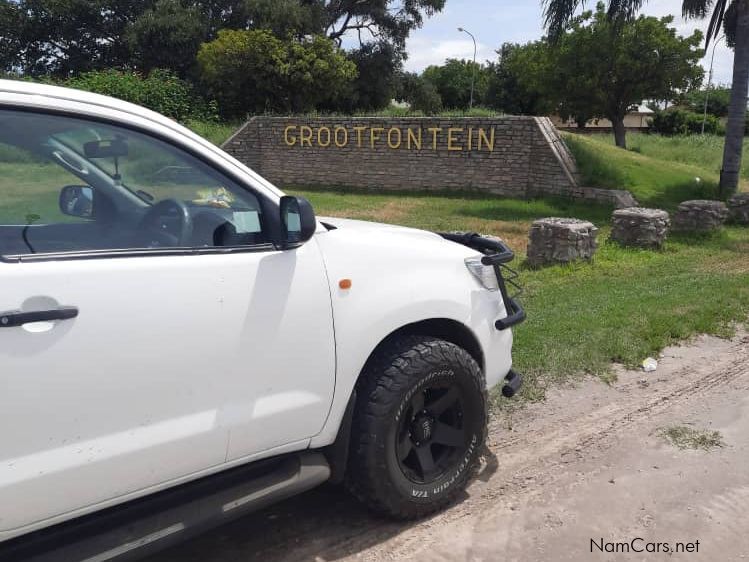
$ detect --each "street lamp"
[702,34,725,135]
[458,27,477,110]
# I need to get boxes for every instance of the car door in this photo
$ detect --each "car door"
[0,108,335,536]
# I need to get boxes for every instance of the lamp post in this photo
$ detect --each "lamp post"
[458,27,477,110]
[702,34,725,135]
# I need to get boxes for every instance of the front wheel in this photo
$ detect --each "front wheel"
[347,336,487,519]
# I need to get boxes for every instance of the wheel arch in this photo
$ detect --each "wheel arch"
[323,318,484,481]
[368,318,485,374]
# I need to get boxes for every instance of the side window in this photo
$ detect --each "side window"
[0,142,92,226]
[0,110,267,259]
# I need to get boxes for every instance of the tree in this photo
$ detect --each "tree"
[336,41,402,112]
[126,0,207,77]
[195,0,446,51]
[394,71,443,113]
[0,1,22,72]
[485,42,554,116]
[282,34,358,113]
[422,58,490,109]
[8,0,155,76]
[543,0,749,197]
[240,0,326,38]
[548,6,703,148]
[682,85,732,117]
[197,29,357,117]
[66,68,211,121]
[1,0,442,79]
[324,0,445,53]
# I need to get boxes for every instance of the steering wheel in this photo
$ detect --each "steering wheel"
[139,198,194,248]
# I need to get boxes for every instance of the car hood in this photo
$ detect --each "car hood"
[318,217,444,241]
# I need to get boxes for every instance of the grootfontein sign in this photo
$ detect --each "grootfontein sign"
[282,124,497,152]
[222,116,580,199]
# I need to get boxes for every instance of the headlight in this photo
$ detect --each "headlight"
[464,256,499,291]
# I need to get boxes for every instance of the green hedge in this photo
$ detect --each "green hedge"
[66,69,217,123]
[650,107,723,136]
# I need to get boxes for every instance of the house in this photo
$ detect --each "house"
[550,105,654,132]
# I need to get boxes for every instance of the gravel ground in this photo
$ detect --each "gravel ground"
[148,330,749,562]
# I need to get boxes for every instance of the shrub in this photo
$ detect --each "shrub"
[651,107,723,136]
[66,69,215,122]
[197,30,357,118]
[394,72,443,115]
[682,87,731,118]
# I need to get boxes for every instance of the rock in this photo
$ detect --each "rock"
[672,200,729,233]
[611,207,670,249]
[573,187,639,209]
[642,357,658,372]
[728,193,749,225]
[527,217,598,268]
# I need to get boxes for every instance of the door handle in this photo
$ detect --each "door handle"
[0,306,79,328]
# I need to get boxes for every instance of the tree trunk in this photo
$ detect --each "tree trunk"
[720,0,749,197]
[612,117,627,149]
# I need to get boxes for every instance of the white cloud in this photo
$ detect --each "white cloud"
[403,37,496,72]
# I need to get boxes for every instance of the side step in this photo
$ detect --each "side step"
[2,452,330,562]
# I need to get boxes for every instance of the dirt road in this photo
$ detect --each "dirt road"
[148,331,749,561]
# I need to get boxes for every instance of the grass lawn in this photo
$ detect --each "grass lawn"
[291,186,749,402]
[585,132,749,183]
[200,122,749,403]
[565,133,715,209]
[564,132,749,210]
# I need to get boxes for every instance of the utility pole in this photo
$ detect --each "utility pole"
[458,27,477,110]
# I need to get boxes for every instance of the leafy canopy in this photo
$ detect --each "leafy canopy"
[531,3,704,147]
[422,59,491,109]
[0,0,445,77]
[197,29,357,117]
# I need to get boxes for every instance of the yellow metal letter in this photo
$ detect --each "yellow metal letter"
[467,127,473,151]
[407,128,422,150]
[284,125,298,147]
[353,126,367,148]
[370,127,384,148]
[478,128,495,152]
[299,126,313,148]
[387,128,402,149]
[447,128,463,151]
[317,126,331,147]
[334,126,348,147]
[427,127,443,150]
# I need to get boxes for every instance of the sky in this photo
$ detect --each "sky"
[402,0,735,86]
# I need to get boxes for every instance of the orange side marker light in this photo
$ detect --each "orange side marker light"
[339,279,353,290]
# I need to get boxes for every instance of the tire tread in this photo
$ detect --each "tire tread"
[346,335,487,519]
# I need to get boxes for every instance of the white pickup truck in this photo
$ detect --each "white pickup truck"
[0,81,524,561]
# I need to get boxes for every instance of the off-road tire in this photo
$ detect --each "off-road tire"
[347,335,487,519]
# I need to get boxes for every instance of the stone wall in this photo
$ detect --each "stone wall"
[223,116,587,199]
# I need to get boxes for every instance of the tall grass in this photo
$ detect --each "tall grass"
[186,120,243,146]
[580,132,749,182]
[564,133,722,209]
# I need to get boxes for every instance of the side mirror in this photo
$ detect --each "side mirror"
[59,185,95,219]
[280,196,316,248]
